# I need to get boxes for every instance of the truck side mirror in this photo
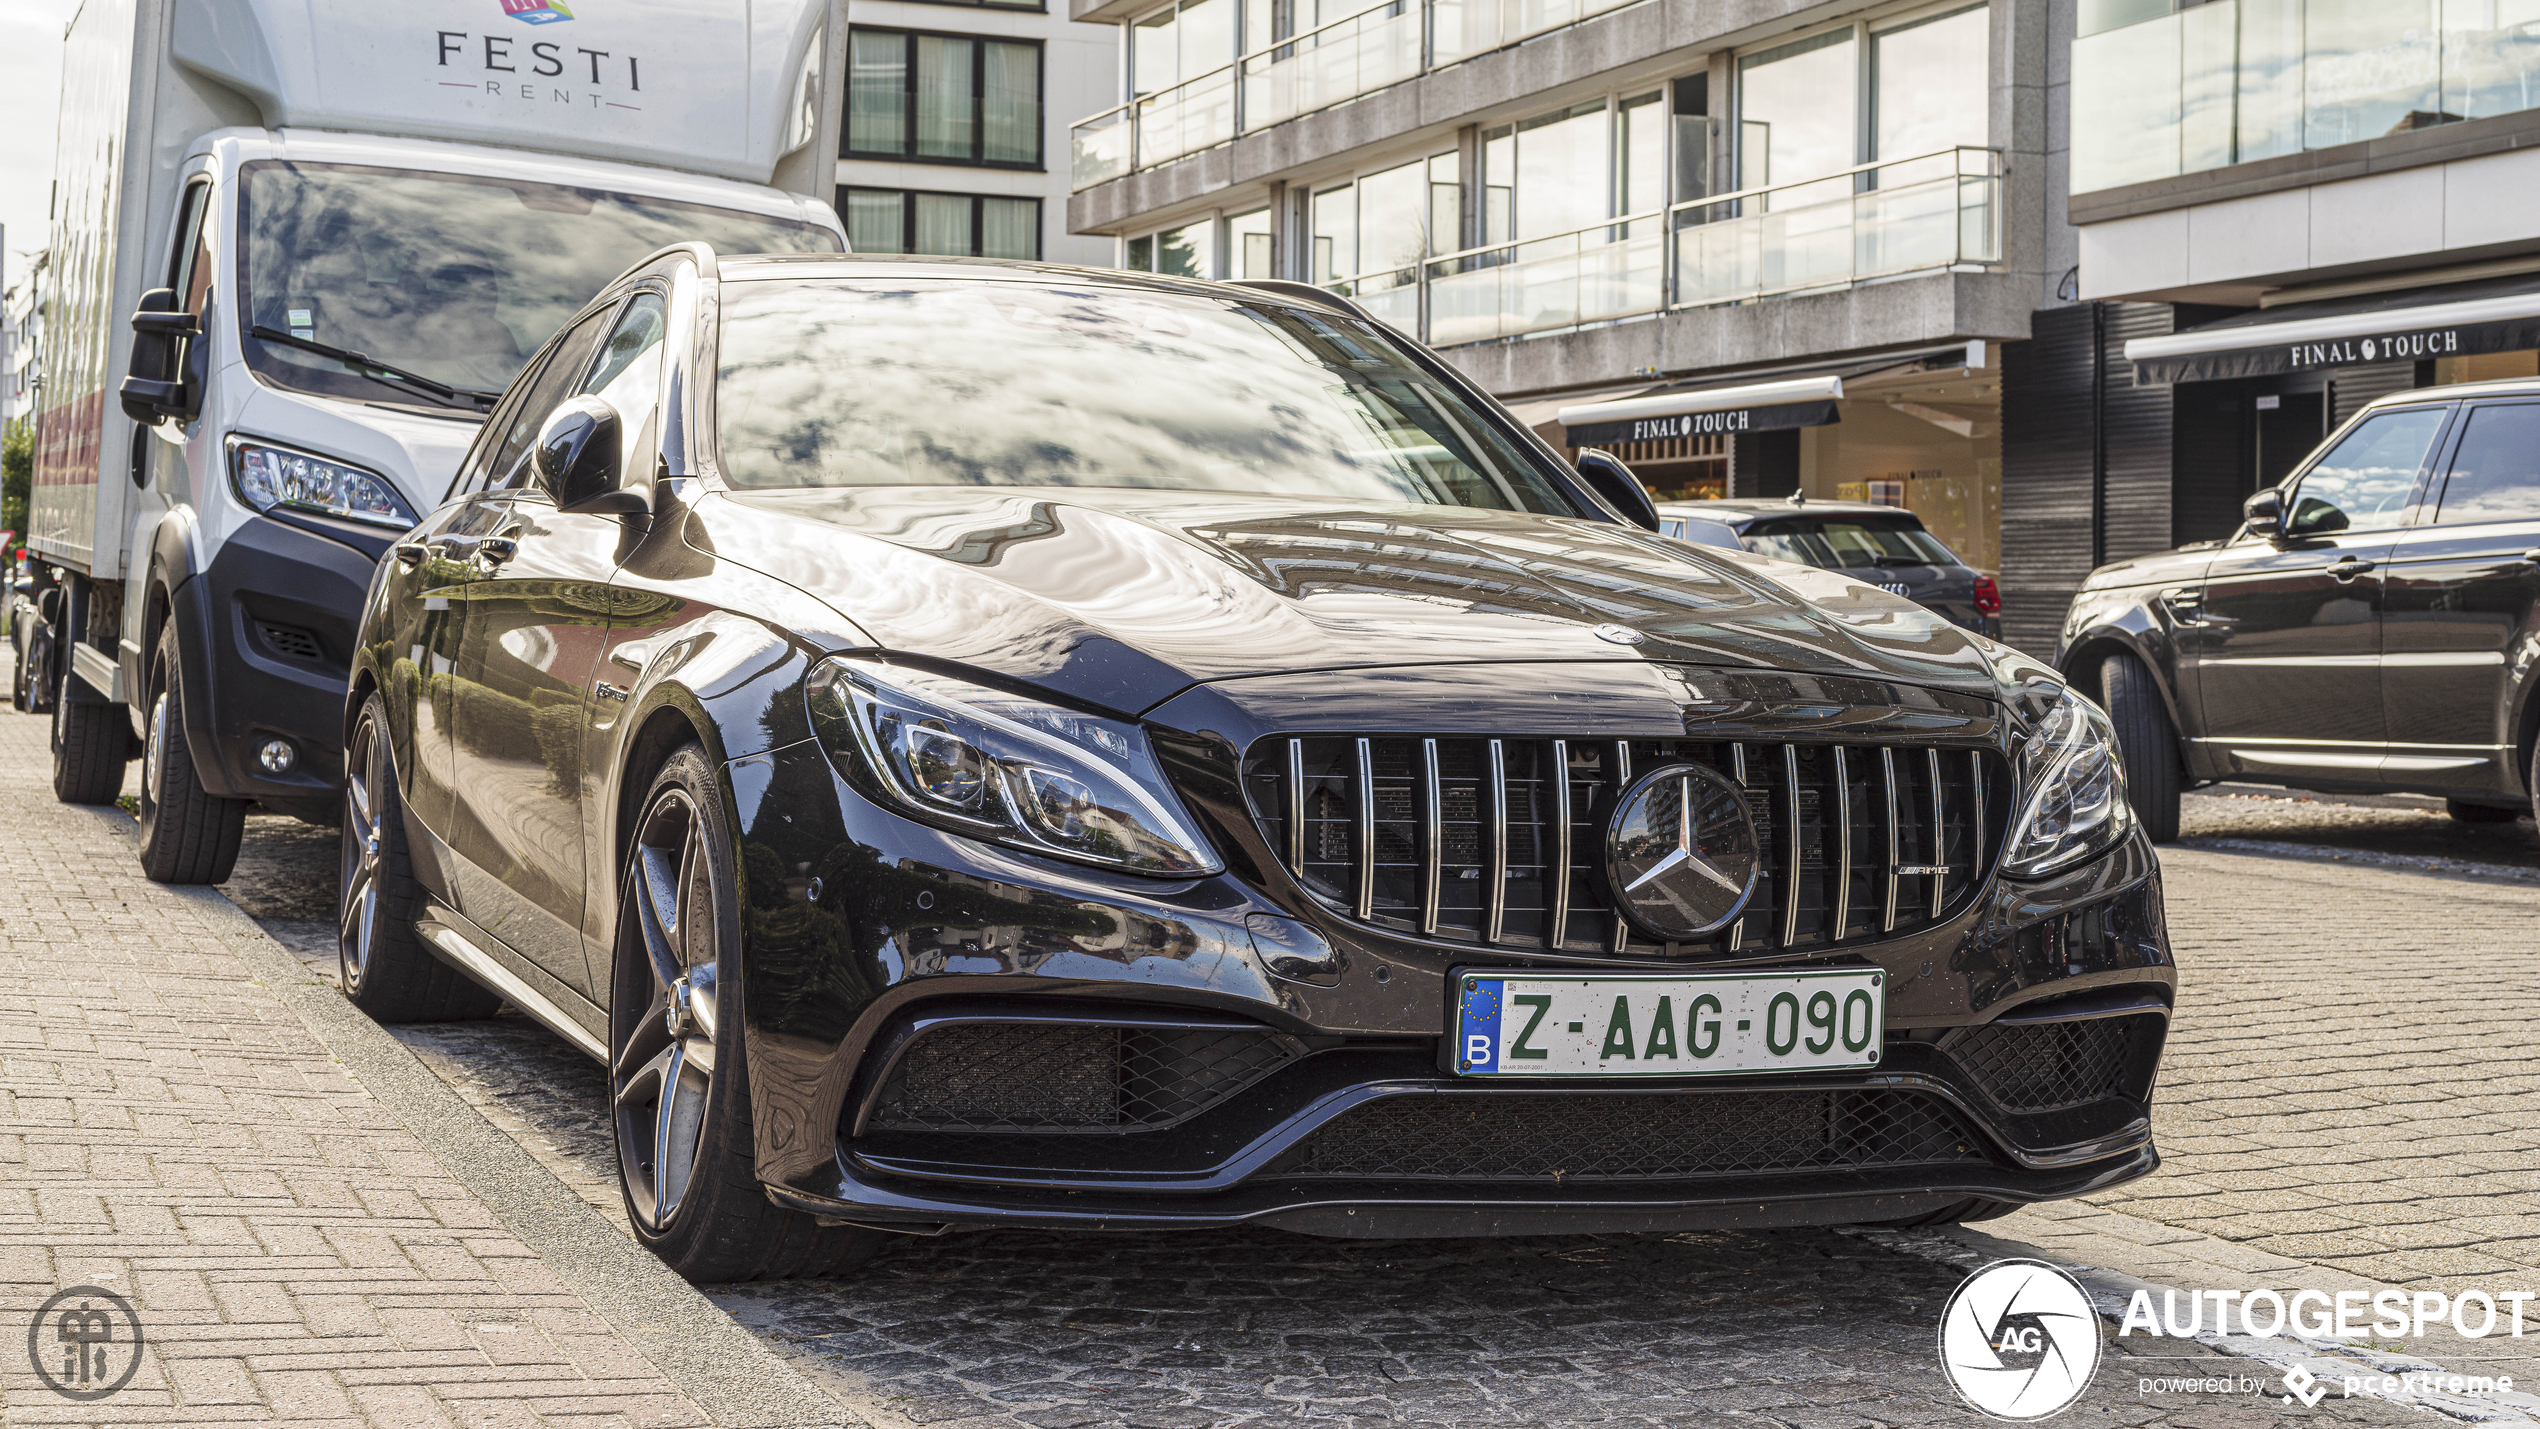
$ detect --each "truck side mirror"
[1574,448,1659,531]
[2243,486,2284,541]
[119,287,200,425]
[538,396,648,515]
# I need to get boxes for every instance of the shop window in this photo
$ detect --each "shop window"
[845,28,1042,168]
[841,188,1042,259]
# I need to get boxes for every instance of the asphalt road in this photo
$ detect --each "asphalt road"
[193,785,2539,1428]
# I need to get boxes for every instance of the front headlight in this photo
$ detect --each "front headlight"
[231,440,420,530]
[806,657,1222,876]
[1999,685,2135,878]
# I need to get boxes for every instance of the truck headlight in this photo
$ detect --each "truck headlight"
[806,657,1222,876]
[230,440,419,530]
[2000,685,2134,878]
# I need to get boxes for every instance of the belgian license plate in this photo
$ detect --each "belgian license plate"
[1451,969,1885,1077]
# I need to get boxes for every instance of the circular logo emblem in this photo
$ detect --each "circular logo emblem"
[27,1285,145,1402]
[1590,623,1645,645]
[1603,763,1759,938]
[1938,1259,2102,1420]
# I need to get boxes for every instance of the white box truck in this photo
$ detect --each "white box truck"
[21,0,846,882]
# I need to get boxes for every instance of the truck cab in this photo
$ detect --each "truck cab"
[24,0,847,881]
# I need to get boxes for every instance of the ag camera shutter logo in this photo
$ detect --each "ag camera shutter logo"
[1939,1259,2102,1419]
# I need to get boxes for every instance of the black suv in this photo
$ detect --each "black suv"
[1656,498,2002,638]
[2060,379,2540,839]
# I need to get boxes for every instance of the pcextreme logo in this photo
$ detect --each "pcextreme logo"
[1939,1260,2103,1419]
[503,0,575,24]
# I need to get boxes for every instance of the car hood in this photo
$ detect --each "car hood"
[705,487,2004,714]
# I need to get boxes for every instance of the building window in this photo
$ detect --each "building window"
[845,28,1043,168]
[1126,217,1215,276]
[1228,208,1274,278]
[842,188,1043,259]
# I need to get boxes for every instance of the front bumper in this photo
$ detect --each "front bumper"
[730,742,2175,1239]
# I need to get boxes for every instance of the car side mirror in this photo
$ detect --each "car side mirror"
[1574,448,1659,531]
[537,396,648,515]
[2243,487,2284,541]
[118,287,199,425]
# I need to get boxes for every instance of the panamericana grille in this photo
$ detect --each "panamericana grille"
[1944,1013,2159,1114]
[866,1021,1299,1134]
[1275,1089,1989,1181]
[1244,737,2006,956]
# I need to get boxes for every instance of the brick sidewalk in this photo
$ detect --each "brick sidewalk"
[0,712,781,1426]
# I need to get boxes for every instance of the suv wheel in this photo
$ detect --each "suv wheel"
[2099,652,2181,844]
[136,625,247,883]
[610,746,880,1282]
[50,651,129,805]
[340,692,501,1021]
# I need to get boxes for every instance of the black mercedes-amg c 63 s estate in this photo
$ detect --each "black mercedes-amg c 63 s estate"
[342,246,2174,1280]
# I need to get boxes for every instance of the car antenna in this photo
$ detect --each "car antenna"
[1786,491,1807,507]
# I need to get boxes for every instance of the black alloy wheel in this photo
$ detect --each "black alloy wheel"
[609,746,878,1282]
[136,624,246,883]
[2100,652,2181,844]
[338,693,500,1021]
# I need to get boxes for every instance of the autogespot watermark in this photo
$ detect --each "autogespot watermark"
[26,1285,146,1401]
[2117,1284,2540,1344]
[1939,1260,2104,1419]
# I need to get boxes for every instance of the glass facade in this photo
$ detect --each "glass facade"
[840,188,1043,259]
[2072,0,2540,193]
[845,28,1043,168]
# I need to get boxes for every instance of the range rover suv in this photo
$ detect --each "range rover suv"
[2060,379,2540,841]
[341,247,2174,1280]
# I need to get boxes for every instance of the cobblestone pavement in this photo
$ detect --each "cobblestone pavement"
[196,773,2540,1424]
[2179,788,2538,881]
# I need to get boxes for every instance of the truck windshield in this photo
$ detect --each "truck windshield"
[239,161,839,412]
[713,278,1581,516]
[1739,515,1964,569]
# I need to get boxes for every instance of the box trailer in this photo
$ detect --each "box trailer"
[21,0,845,881]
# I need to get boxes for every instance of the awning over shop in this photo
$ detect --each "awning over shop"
[2126,276,2540,384]
[1556,376,1845,447]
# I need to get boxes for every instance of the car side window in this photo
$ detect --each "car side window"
[579,291,669,484]
[2433,403,2540,526]
[2283,407,2448,537]
[451,361,545,499]
[488,306,616,493]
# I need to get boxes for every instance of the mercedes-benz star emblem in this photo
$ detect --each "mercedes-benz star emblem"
[1604,763,1760,938]
[1590,623,1645,645]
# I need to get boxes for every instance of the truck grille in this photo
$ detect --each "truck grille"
[1243,736,2006,956]
[1274,1089,1989,1181]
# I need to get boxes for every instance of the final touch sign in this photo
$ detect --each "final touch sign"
[1564,400,1840,448]
[2132,313,2540,385]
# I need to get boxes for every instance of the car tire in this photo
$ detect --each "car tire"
[1869,1197,2020,1229]
[136,625,248,884]
[340,692,502,1022]
[609,745,882,1283]
[2445,799,2521,825]
[2100,652,2181,844]
[9,613,30,709]
[50,652,129,805]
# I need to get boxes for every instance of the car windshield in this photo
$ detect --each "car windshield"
[1738,515,1963,569]
[238,161,839,411]
[712,278,1582,514]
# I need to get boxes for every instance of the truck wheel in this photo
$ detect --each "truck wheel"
[50,656,130,805]
[137,626,248,883]
[340,692,500,1021]
[610,746,881,1282]
[2100,652,2181,844]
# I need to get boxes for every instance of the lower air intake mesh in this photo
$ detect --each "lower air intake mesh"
[1275,1089,1989,1181]
[1943,1014,2158,1114]
[866,1021,1299,1134]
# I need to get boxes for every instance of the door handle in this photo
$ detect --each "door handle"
[2325,556,2376,582]
[474,536,519,569]
[392,541,429,568]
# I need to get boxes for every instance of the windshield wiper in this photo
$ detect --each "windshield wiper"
[249,326,500,414]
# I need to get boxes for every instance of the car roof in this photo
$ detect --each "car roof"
[2361,375,2540,410]
[1651,499,1929,523]
[709,253,1355,314]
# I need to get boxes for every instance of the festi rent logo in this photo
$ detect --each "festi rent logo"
[504,0,574,24]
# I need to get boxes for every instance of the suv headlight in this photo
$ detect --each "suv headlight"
[231,440,420,530]
[806,657,1222,876]
[2000,685,2134,878]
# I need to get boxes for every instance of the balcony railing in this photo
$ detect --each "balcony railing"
[1385,147,2003,347]
[1070,0,1638,189]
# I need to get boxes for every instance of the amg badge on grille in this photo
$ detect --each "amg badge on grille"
[1604,764,1761,938]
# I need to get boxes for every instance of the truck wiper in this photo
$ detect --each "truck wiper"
[249,326,501,414]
